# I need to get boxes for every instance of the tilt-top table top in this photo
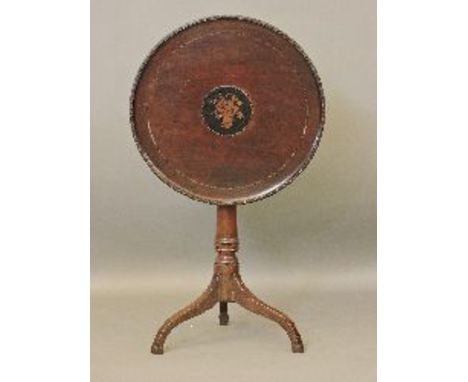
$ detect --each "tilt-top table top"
[131,16,325,205]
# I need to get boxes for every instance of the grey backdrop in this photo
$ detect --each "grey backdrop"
[91,0,376,381]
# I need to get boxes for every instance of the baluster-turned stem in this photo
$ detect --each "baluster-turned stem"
[215,205,239,260]
[216,205,238,245]
[151,204,304,353]
[214,205,239,305]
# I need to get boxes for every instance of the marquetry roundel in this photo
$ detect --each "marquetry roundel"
[131,16,325,205]
[202,86,252,136]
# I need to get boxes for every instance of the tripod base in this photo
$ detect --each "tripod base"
[150,206,304,354]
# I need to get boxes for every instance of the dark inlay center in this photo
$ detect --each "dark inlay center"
[202,86,252,136]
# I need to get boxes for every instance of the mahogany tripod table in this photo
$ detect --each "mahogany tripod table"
[130,16,325,354]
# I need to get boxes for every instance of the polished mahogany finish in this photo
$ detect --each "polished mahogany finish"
[131,16,324,205]
[151,205,304,354]
[130,16,325,354]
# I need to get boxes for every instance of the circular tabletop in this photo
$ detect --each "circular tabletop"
[131,16,325,205]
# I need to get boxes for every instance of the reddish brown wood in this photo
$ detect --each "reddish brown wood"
[130,16,324,354]
[151,205,304,354]
[131,16,324,205]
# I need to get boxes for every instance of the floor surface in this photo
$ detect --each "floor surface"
[91,280,375,382]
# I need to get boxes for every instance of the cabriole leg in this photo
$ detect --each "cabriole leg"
[151,278,218,354]
[233,274,304,353]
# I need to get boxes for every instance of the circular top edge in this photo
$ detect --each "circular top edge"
[130,15,326,206]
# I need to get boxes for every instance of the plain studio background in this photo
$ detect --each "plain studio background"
[91,0,376,381]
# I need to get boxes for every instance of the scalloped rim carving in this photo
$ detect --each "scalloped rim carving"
[130,15,326,206]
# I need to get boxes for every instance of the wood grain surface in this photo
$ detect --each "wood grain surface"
[131,16,325,204]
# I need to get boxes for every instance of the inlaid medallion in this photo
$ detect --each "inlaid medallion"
[202,86,252,136]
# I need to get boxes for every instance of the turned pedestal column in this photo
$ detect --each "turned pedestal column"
[150,205,304,354]
[131,16,325,355]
